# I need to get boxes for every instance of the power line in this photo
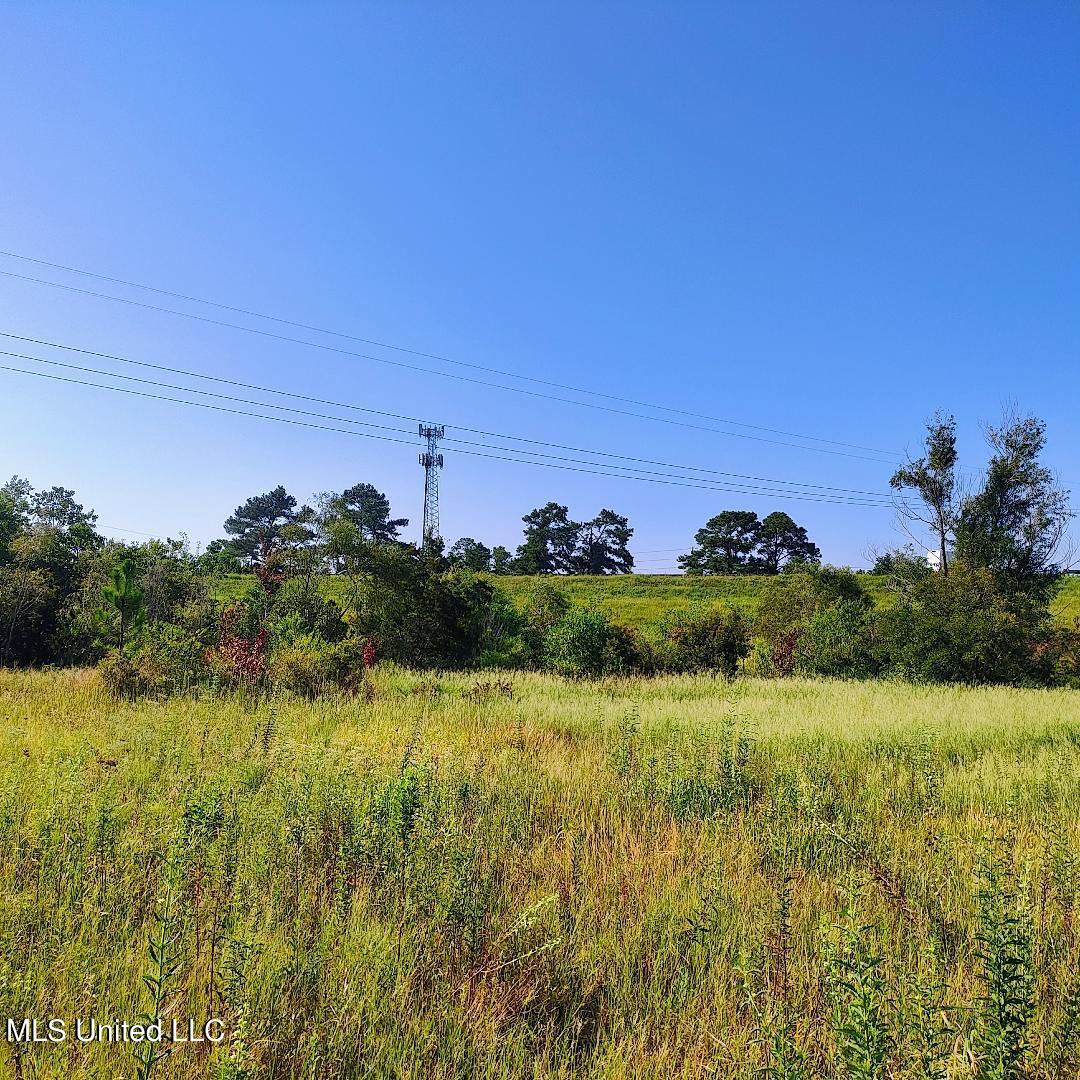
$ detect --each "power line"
[0,331,906,501]
[0,266,899,463]
[1,357,900,506]
[0,250,900,458]
[1,350,905,506]
[1,363,907,507]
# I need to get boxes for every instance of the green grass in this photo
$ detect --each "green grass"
[213,570,1080,628]
[1,668,1078,1078]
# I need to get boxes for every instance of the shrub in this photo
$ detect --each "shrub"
[876,563,1054,684]
[352,546,497,669]
[755,567,873,677]
[269,576,347,644]
[1036,619,1080,686]
[544,609,621,677]
[648,604,751,676]
[99,622,207,698]
[267,637,368,698]
[756,568,871,646]
[99,652,166,700]
[522,580,570,660]
[793,599,878,678]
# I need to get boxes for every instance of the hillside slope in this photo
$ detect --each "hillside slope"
[214,572,1080,629]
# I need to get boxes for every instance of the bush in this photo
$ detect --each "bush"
[1037,619,1080,686]
[267,636,369,698]
[544,609,622,677]
[98,652,166,700]
[476,586,529,668]
[352,546,497,669]
[876,563,1054,684]
[522,580,570,660]
[755,567,874,677]
[648,604,750,676]
[99,622,207,699]
[269,576,347,644]
[756,567,871,651]
[792,599,878,678]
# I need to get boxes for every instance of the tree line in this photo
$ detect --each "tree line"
[201,486,824,580]
[0,408,1074,689]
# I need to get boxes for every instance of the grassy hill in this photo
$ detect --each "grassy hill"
[214,571,1080,628]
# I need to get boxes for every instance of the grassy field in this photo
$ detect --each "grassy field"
[1,668,1078,1078]
[214,571,1080,628]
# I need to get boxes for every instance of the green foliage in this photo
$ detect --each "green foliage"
[955,413,1069,604]
[514,503,634,575]
[755,566,873,673]
[99,557,146,654]
[756,511,821,574]
[195,538,243,575]
[521,579,571,658]
[447,536,492,571]
[267,574,347,645]
[322,481,408,545]
[681,510,763,575]
[515,502,579,574]
[876,563,1054,685]
[352,544,497,669]
[267,637,368,698]
[825,908,892,1080]
[681,510,819,575]
[793,599,877,678]
[134,855,181,1080]
[890,411,959,576]
[223,485,314,563]
[972,845,1035,1079]
[543,608,625,676]
[647,603,751,675]
[573,508,634,574]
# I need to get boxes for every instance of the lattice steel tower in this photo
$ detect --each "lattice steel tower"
[418,423,445,545]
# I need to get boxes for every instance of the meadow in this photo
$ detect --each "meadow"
[1,667,1078,1079]
[213,571,1080,629]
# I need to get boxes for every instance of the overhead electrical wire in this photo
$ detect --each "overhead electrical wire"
[0,331,906,502]
[0,265,899,463]
[0,249,900,459]
[1,346,906,506]
[1,362,906,507]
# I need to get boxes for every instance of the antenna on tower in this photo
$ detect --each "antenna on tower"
[418,423,445,546]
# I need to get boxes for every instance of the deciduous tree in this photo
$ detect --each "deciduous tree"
[954,413,1070,602]
[890,412,959,575]
[448,537,492,571]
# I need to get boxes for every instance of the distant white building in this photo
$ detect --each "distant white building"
[926,548,943,571]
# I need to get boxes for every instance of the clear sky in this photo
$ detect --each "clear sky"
[1,2,1077,569]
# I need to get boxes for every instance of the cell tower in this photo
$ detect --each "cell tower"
[418,423,445,546]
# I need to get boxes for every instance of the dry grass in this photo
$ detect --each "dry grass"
[0,668,1078,1078]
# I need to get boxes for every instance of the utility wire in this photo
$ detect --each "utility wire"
[0,331,905,501]
[0,267,898,463]
[2,347,905,505]
[1,364,906,507]
[0,250,899,458]
[2,356,902,506]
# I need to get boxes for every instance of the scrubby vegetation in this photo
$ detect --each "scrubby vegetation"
[1,668,1077,1078]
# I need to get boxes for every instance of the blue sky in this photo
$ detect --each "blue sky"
[1,2,1077,569]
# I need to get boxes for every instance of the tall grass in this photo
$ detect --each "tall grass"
[0,668,1077,1078]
